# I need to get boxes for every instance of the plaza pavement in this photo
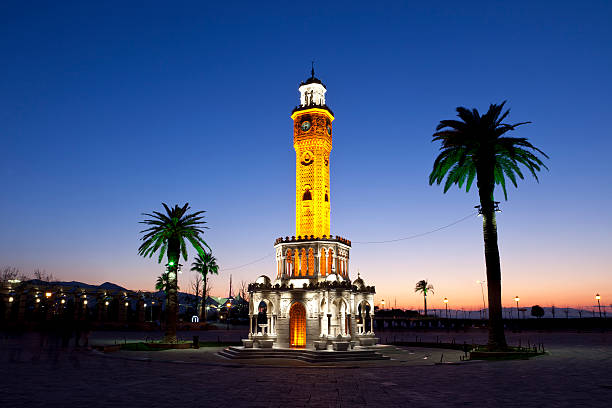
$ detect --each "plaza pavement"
[1,328,610,407]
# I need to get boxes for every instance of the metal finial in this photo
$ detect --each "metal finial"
[311,60,315,78]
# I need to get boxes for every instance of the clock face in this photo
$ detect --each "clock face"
[301,121,311,131]
[326,125,332,135]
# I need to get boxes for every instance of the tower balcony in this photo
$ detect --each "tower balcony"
[274,235,350,246]
[291,103,334,117]
[273,235,352,283]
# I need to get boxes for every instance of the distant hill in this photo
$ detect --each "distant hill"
[24,279,128,292]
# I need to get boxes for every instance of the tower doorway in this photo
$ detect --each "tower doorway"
[289,302,306,348]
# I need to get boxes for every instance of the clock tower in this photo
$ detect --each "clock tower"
[291,67,334,238]
[242,69,378,352]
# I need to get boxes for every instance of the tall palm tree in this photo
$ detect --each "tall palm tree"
[138,203,209,342]
[414,280,434,316]
[429,101,548,350]
[191,252,219,321]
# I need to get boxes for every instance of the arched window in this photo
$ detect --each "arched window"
[257,301,267,333]
[301,248,307,276]
[286,249,293,276]
[325,193,329,202]
[308,248,314,276]
[320,250,326,276]
[303,190,312,200]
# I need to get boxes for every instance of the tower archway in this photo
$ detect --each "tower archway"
[289,302,306,348]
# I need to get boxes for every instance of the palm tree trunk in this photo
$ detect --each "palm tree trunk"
[164,265,178,343]
[164,239,180,343]
[478,183,508,350]
[423,294,428,316]
[201,273,207,321]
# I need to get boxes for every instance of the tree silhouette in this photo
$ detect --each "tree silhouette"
[429,102,548,350]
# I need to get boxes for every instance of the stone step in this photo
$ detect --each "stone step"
[218,347,390,362]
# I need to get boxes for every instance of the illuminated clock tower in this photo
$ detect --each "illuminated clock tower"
[291,67,334,238]
[243,68,378,351]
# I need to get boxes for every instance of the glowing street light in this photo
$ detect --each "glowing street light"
[226,302,232,330]
[105,301,109,306]
[381,299,385,310]
[8,296,14,303]
[83,300,88,305]
[443,297,449,320]
[595,294,602,318]
[514,296,520,319]
[45,292,52,298]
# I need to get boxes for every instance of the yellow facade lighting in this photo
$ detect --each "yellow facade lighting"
[290,108,334,122]
[45,292,52,298]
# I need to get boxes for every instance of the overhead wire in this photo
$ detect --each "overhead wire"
[218,211,478,271]
[352,211,478,244]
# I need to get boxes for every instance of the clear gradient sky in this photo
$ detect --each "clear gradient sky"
[1,1,611,310]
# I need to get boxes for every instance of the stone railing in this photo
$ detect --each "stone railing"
[274,235,351,246]
[248,280,374,294]
[291,103,334,116]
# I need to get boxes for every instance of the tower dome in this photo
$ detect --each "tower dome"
[352,276,366,290]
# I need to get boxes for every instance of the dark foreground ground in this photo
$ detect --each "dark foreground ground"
[1,329,611,407]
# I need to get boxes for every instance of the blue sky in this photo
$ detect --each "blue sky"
[1,1,611,309]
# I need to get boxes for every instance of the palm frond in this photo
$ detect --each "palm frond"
[430,102,548,200]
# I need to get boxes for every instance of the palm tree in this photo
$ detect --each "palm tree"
[429,101,548,350]
[414,280,434,316]
[138,203,210,342]
[155,272,175,294]
[191,252,219,321]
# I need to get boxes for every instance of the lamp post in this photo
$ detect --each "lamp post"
[477,280,487,318]
[443,297,449,320]
[595,294,602,318]
[381,299,385,310]
[514,296,520,319]
[226,302,231,330]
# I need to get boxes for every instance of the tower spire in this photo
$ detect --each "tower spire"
[311,60,315,79]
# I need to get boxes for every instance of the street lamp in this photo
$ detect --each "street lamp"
[443,297,449,319]
[477,280,487,318]
[381,299,385,310]
[595,294,602,318]
[226,302,232,330]
[514,296,520,319]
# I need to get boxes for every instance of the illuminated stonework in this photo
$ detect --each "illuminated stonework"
[293,107,333,237]
[245,71,377,351]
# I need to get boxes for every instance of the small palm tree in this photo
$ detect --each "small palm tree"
[191,252,219,321]
[429,101,548,350]
[138,203,209,342]
[415,280,434,316]
[155,272,176,294]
